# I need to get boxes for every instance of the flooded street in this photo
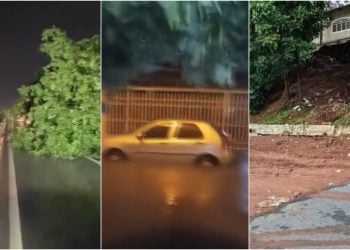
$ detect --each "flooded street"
[102,153,248,249]
[13,150,100,249]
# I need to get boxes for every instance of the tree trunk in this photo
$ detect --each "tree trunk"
[297,71,302,103]
[283,73,290,102]
[296,51,302,103]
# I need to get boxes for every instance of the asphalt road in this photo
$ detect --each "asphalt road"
[102,153,248,249]
[13,149,100,249]
[251,183,350,249]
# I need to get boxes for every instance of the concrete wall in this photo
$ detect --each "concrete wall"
[250,124,350,136]
[314,6,350,46]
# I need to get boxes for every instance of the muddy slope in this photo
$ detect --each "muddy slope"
[252,42,350,124]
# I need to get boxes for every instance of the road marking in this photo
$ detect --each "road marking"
[85,156,100,166]
[8,146,23,249]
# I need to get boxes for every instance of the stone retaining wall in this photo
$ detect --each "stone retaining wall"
[250,124,350,136]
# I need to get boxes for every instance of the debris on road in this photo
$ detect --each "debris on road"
[258,196,290,208]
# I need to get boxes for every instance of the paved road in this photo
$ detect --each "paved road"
[102,153,248,249]
[9,149,100,249]
[251,183,350,249]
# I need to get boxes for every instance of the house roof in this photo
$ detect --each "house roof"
[328,3,350,13]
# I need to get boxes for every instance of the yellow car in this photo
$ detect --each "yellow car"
[103,119,234,166]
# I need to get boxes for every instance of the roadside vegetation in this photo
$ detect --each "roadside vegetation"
[6,28,100,159]
[250,1,349,125]
[250,1,328,113]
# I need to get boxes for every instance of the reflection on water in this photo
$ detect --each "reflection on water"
[164,183,179,207]
[103,152,248,249]
[155,167,217,208]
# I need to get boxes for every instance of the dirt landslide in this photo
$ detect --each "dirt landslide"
[250,135,350,218]
[252,43,350,125]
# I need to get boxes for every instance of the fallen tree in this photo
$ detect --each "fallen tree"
[8,28,100,159]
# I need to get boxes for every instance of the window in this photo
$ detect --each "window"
[143,125,169,139]
[333,18,350,32]
[177,123,203,139]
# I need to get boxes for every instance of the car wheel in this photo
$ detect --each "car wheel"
[195,155,219,167]
[106,149,126,161]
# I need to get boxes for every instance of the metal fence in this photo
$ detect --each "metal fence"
[103,86,248,149]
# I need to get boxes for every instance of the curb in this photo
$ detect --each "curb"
[85,156,100,166]
[250,124,350,136]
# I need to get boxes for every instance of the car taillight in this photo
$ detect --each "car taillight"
[222,138,233,150]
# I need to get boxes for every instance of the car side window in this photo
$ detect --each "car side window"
[177,123,203,139]
[143,125,169,139]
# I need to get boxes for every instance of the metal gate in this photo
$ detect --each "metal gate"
[103,86,248,149]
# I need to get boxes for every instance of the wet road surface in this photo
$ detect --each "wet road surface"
[13,150,100,249]
[102,153,248,249]
[251,183,350,249]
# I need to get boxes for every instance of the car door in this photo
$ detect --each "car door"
[170,122,207,162]
[134,122,175,161]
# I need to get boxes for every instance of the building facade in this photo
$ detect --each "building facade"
[314,4,350,47]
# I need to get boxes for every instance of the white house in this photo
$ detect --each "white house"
[314,4,350,47]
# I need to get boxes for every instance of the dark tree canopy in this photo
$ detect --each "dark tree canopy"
[103,1,248,88]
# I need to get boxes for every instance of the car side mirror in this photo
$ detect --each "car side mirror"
[136,134,144,141]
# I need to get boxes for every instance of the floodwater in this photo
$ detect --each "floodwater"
[102,152,248,249]
[13,150,100,249]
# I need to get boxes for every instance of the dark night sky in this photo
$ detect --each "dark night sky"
[0,1,100,109]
